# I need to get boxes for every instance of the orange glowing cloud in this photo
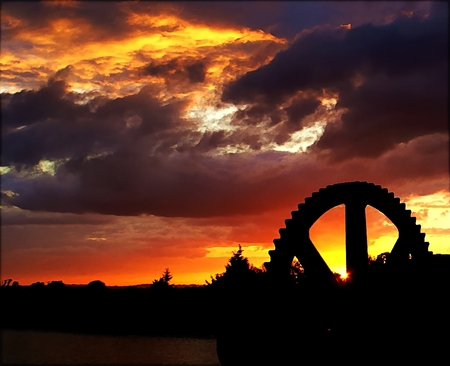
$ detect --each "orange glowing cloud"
[1,7,286,102]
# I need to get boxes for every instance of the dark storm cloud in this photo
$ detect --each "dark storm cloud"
[142,58,207,84]
[233,104,282,126]
[165,2,286,34]
[143,59,179,77]
[269,2,435,39]
[224,14,447,104]
[186,131,228,153]
[2,74,186,167]
[223,12,448,160]
[2,149,312,217]
[1,209,114,226]
[222,25,351,105]
[374,133,449,184]
[5,131,447,219]
[185,61,206,83]
[2,78,86,132]
[166,2,434,40]
[0,70,41,83]
[315,68,448,161]
[225,89,324,148]
[284,97,321,127]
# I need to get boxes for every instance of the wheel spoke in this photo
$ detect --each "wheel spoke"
[345,201,368,278]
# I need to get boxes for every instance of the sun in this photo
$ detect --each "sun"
[339,272,349,281]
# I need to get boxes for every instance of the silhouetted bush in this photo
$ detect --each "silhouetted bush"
[46,280,66,289]
[87,280,107,290]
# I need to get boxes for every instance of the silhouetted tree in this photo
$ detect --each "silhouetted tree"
[2,279,13,287]
[161,268,172,284]
[206,245,263,287]
[290,260,306,285]
[367,252,390,267]
[150,268,173,289]
[12,281,19,287]
[376,252,390,264]
[225,244,251,275]
[367,253,390,278]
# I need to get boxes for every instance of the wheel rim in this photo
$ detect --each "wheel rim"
[265,181,430,284]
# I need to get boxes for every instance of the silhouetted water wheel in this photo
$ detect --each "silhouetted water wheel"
[217,182,435,365]
[266,181,430,281]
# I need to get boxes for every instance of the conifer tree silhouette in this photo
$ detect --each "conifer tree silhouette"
[206,245,262,287]
[150,268,173,289]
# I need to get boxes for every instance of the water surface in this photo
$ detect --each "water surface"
[2,329,221,365]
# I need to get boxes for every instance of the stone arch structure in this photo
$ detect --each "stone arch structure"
[265,181,430,284]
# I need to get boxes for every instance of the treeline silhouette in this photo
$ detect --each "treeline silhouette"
[2,246,450,364]
[1,246,268,337]
[2,245,300,337]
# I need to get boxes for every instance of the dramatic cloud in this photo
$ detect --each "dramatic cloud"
[223,12,448,160]
[2,80,186,167]
[1,207,114,226]
[1,2,285,96]
[316,69,447,161]
[142,58,208,84]
[3,130,447,218]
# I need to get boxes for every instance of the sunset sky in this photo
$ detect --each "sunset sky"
[1,1,448,286]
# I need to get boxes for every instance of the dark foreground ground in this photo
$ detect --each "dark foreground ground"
[2,285,219,337]
[2,264,450,366]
